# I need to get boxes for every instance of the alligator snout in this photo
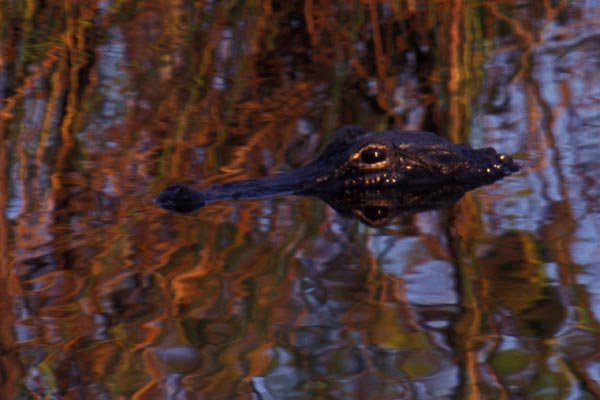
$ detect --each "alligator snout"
[155,184,206,213]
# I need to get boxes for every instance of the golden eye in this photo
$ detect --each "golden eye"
[360,147,387,164]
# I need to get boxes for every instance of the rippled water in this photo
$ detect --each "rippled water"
[1,1,599,399]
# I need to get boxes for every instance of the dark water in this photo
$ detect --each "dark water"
[1,1,599,399]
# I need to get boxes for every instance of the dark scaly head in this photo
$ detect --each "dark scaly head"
[309,126,519,192]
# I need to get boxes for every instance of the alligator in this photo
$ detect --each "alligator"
[155,125,519,224]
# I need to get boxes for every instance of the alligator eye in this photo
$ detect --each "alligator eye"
[360,147,387,164]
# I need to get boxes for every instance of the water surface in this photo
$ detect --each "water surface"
[1,1,599,399]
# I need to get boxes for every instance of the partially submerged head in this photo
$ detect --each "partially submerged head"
[155,126,519,214]
[308,126,519,192]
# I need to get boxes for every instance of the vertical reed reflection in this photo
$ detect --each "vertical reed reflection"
[0,0,599,398]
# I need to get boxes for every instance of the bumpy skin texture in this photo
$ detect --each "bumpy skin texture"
[155,126,519,216]
[304,125,518,192]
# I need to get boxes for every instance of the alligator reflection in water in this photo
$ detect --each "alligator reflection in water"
[156,126,519,225]
[317,184,496,226]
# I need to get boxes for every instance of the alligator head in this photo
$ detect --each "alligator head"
[303,125,518,192]
[155,125,519,220]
